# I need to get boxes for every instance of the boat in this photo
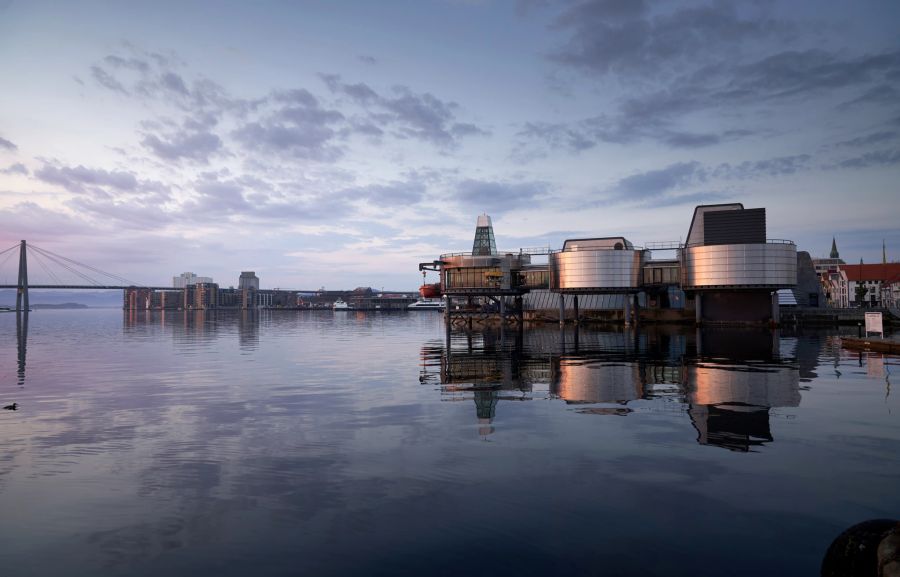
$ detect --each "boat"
[332,298,351,311]
[407,298,445,311]
[419,283,442,298]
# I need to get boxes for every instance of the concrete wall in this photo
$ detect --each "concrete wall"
[700,291,773,323]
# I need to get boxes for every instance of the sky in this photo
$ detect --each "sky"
[0,0,898,291]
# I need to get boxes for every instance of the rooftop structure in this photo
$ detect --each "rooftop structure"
[238,271,259,291]
[472,213,497,256]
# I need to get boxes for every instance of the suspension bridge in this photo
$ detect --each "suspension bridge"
[0,240,171,312]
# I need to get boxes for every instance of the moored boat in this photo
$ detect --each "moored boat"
[407,298,445,311]
[419,283,442,299]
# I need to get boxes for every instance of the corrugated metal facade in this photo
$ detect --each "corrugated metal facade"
[703,208,766,245]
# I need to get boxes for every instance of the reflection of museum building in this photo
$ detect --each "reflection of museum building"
[425,326,810,450]
[685,362,800,452]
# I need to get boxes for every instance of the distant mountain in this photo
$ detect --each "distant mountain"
[0,289,122,308]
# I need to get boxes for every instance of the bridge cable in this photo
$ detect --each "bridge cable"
[28,243,143,287]
[27,246,105,286]
[0,247,19,284]
[28,249,65,285]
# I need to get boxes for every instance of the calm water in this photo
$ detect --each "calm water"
[0,309,898,576]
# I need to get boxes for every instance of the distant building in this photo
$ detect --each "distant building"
[238,271,259,291]
[184,282,219,310]
[881,276,900,309]
[812,237,845,277]
[820,269,849,308]
[840,262,900,308]
[173,272,213,288]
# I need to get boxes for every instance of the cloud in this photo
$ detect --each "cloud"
[91,65,129,94]
[321,74,489,146]
[337,181,426,206]
[712,155,811,179]
[0,202,101,243]
[103,54,151,73]
[232,121,343,162]
[831,149,900,169]
[159,71,190,97]
[838,84,900,110]
[517,113,740,154]
[191,177,251,213]
[381,88,462,145]
[834,131,898,148]
[1,162,28,175]
[722,49,900,102]
[0,135,17,151]
[90,49,259,118]
[141,129,223,163]
[661,131,720,149]
[228,87,346,161]
[531,1,900,151]
[358,55,378,66]
[652,191,731,208]
[549,0,783,77]
[613,161,704,200]
[607,154,811,204]
[454,179,549,214]
[36,164,139,193]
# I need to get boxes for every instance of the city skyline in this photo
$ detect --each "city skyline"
[1,0,898,289]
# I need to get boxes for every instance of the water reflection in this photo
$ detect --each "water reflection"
[423,325,815,450]
[1,311,897,576]
[16,311,27,386]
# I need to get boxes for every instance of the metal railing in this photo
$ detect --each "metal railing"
[681,239,795,248]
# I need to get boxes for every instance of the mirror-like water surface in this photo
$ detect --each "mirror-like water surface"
[1,310,898,576]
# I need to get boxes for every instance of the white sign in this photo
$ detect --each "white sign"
[864,312,883,335]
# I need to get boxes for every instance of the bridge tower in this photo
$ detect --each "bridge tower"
[16,240,28,313]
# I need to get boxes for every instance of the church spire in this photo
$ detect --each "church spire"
[830,237,839,259]
[884,239,887,264]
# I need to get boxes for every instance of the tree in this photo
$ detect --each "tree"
[855,283,868,308]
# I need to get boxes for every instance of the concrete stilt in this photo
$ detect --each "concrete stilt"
[695,293,703,325]
[624,294,631,327]
[573,295,579,325]
[558,293,566,326]
[771,291,780,326]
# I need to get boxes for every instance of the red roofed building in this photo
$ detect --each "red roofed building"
[880,274,900,309]
[839,262,900,307]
